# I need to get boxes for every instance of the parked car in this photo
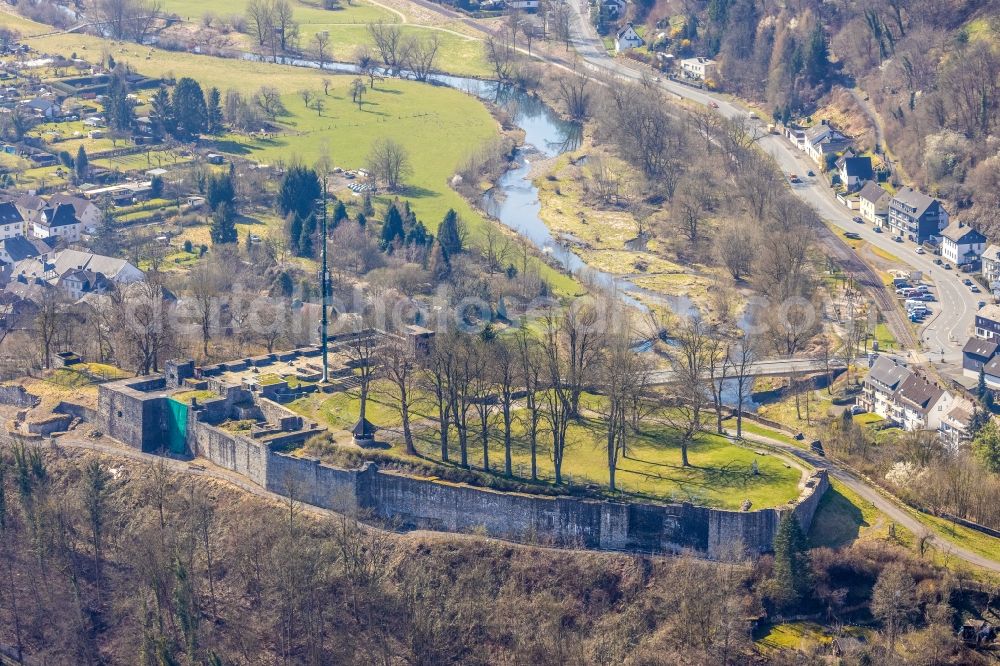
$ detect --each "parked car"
[853,216,864,224]
[893,235,904,242]
[979,301,988,309]
[915,247,925,254]
[874,226,883,233]
[944,263,952,269]
[807,170,815,177]
[810,440,826,456]
[934,258,943,265]
[844,231,861,240]
[709,101,719,109]
[972,286,981,293]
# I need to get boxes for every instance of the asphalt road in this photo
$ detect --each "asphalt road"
[567,3,978,379]
[728,426,1000,573]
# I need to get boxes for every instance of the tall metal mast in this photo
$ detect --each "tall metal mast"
[320,179,329,383]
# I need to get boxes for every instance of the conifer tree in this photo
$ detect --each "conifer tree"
[381,205,405,249]
[438,208,464,256]
[770,513,811,610]
[210,203,238,245]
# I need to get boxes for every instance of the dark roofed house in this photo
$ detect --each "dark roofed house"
[0,236,52,265]
[963,337,999,378]
[0,201,24,240]
[940,221,986,266]
[839,156,874,191]
[893,372,951,431]
[859,355,911,420]
[888,187,949,244]
[31,203,82,242]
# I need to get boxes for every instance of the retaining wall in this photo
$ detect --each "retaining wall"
[189,421,829,558]
[0,385,40,408]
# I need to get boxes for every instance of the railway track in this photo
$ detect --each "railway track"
[815,223,918,353]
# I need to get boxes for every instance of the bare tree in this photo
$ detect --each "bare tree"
[562,297,605,417]
[246,0,275,46]
[664,317,711,467]
[422,335,454,462]
[350,78,366,110]
[600,322,648,491]
[550,0,572,50]
[515,327,543,480]
[312,30,331,70]
[378,335,419,455]
[730,335,756,439]
[541,312,573,484]
[355,45,380,88]
[484,28,517,82]
[368,21,407,74]
[405,34,440,82]
[345,328,379,431]
[716,219,755,281]
[366,137,411,191]
[555,74,592,121]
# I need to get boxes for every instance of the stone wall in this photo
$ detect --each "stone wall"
[55,401,97,422]
[190,424,828,558]
[0,385,40,408]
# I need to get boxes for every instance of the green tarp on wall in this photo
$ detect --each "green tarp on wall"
[165,398,188,455]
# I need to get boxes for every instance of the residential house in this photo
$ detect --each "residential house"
[939,396,975,448]
[785,124,808,150]
[7,249,142,301]
[858,181,891,227]
[47,194,102,232]
[802,123,852,165]
[894,372,953,431]
[21,97,60,118]
[31,203,82,242]
[858,355,911,421]
[859,355,954,432]
[59,269,110,300]
[983,356,1000,390]
[0,236,53,265]
[982,244,1000,286]
[974,304,1000,341]
[838,156,874,191]
[963,337,999,378]
[940,221,986,266]
[614,24,645,53]
[680,57,717,81]
[603,0,626,18]
[888,187,948,244]
[0,202,24,240]
[13,194,46,224]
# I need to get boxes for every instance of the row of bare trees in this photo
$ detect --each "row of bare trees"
[366,22,440,80]
[363,300,761,492]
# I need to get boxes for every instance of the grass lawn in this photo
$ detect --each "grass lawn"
[292,387,803,508]
[910,510,1000,566]
[755,621,831,653]
[873,322,896,351]
[144,0,490,77]
[723,417,799,446]
[808,479,880,549]
[172,389,218,403]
